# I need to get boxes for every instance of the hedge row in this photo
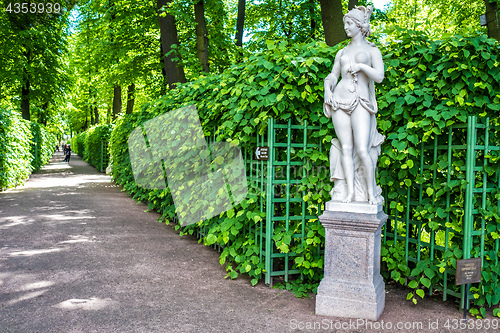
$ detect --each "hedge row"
[0,107,57,190]
[71,124,113,171]
[107,32,499,314]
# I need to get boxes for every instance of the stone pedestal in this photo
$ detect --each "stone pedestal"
[315,200,388,321]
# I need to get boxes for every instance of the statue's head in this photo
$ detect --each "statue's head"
[344,5,373,38]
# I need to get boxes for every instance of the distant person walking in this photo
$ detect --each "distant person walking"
[63,144,72,163]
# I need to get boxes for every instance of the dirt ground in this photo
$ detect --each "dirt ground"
[0,151,497,333]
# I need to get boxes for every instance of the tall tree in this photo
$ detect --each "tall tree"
[21,48,31,120]
[319,0,346,46]
[235,0,246,47]
[113,86,122,118]
[485,0,500,41]
[3,1,73,121]
[109,1,122,119]
[126,83,135,114]
[194,0,210,73]
[157,0,186,88]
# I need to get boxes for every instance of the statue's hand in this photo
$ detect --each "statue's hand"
[348,64,362,74]
[324,90,332,104]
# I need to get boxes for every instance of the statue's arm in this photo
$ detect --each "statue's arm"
[324,51,341,104]
[351,47,384,83]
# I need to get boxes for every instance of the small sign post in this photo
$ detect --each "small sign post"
[255,146,269,161]
[455,258,482,321]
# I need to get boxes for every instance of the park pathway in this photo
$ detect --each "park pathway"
[1,152,464,333]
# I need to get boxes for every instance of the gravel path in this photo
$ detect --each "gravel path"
[0,152,484,333]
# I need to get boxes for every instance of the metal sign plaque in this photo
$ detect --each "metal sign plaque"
[255,146,269,161]
[456,258,482,285]
[480,14,487,27]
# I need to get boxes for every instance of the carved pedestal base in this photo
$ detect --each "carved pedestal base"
[315,201,387,321]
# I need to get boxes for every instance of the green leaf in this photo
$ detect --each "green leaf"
[424,268,435,279]
[205,234,217,245]
[408,280,419,288]
[416,289,425,299]
[420,277,431,288]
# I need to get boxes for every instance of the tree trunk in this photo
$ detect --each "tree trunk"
[159,41,168,95]
[309,0,316,38]
[348,0,358,10]
[21,48,31,120]
[485,0,500,41]
[126,83,135,114]
[21,80,30,121]
[90,104,95,125]
[235,0,246,47]
[157,0,186,88]
[113,85,122,118]
[194,0,210,73]
[319,0,346,46]
[94,104,99,124]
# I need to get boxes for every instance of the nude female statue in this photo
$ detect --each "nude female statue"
[323,5,385,205]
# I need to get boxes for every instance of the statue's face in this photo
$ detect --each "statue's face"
[344,17,360,38]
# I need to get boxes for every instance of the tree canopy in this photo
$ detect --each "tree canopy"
[0,0,498,132]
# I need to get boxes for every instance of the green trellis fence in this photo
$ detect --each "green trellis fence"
[190,116,499,308]
[382,115,500,309]
[100,139,109,173]
[194,118,326,286]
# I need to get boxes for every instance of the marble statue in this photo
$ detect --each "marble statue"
[323,5,385,205]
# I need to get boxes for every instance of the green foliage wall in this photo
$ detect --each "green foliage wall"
[377,32,500,316]
[0,108,57,190]
[30,122,58,170]
[71,124,113,171]
[108,33,500,313]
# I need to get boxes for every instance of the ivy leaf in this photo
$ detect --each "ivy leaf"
[408,280,419,288]
[420,277,431,288]
[205,234,217,245]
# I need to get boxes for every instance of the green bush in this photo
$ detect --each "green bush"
[0,107,57,190]
[377,31,500,316]
[72,124,113,171]
[30,122,58,170]
[108,32,500,312]
[71,131,87,157]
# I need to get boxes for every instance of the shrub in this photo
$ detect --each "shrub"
[0,107,57,190]
[72,124,113,171]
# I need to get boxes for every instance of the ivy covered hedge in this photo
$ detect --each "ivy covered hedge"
[377,31,500,317]
[71,124,113,171]
[108,32,500,315]
[0,107,57,190]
